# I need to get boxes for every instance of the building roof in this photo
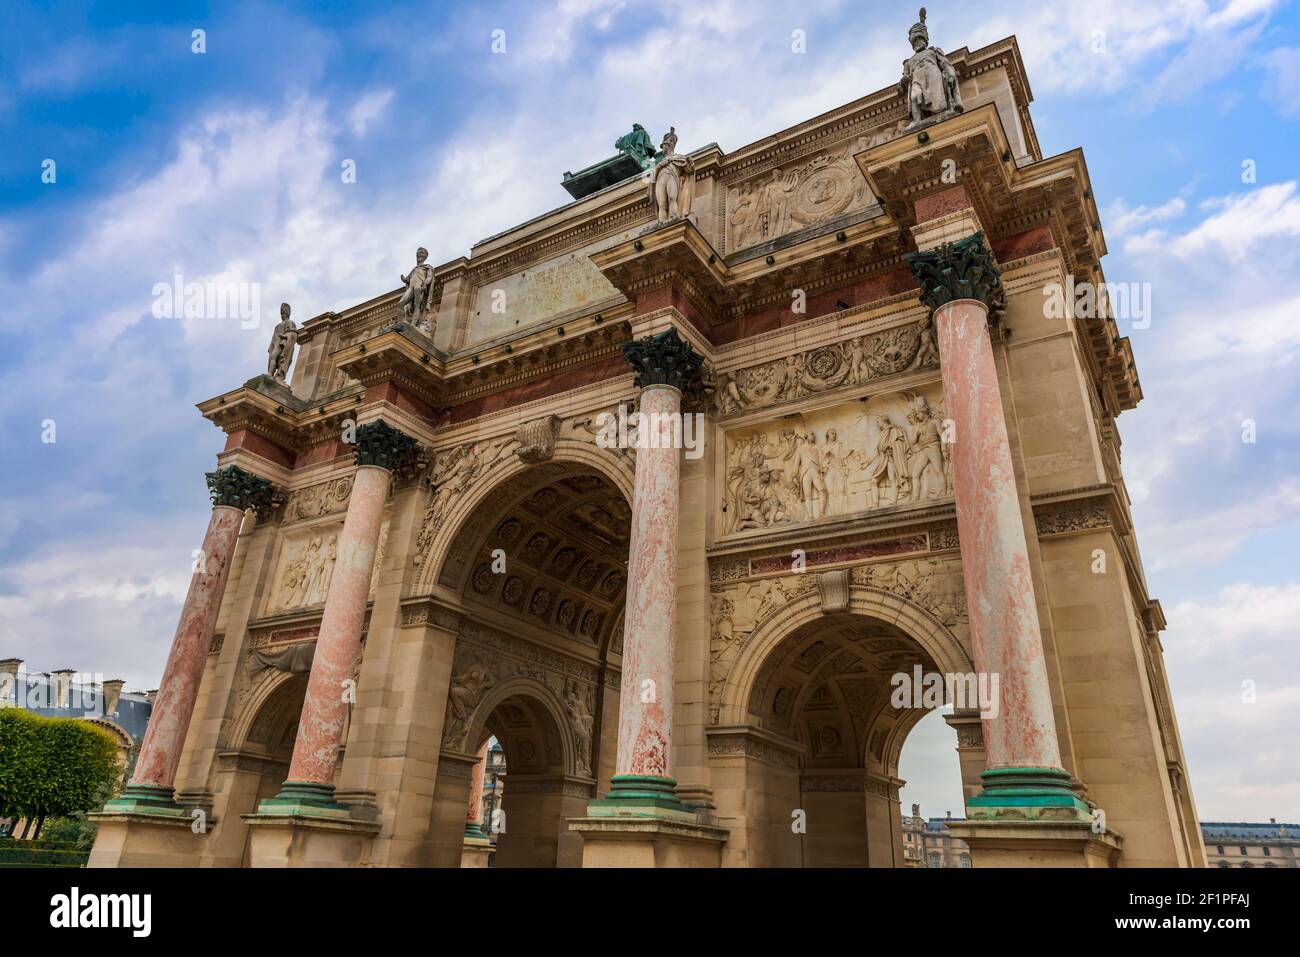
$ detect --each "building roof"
[1201,822,1297,840]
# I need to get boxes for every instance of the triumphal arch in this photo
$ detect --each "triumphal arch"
[90,15,1204,868]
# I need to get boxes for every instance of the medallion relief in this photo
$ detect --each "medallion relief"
[713,319,939,417]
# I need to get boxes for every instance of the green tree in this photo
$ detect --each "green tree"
[0,709,121,838]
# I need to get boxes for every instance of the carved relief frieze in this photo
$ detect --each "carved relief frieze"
[1035,499,1112,536]
[713,320,938,418]
[720,385,951,536]
[278,477,354,525]
[265,518,390,614]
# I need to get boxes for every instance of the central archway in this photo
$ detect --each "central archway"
[422,444,634,868]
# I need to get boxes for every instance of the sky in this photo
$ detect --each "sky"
[0,0,1297,825]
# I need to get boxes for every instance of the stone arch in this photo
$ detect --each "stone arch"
[227,668,308,752]
[413,438,634,596]
[457,674,577,778]
[718,582,975,731]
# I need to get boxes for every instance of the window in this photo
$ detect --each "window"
[1263,847,1271,856]
[1239,846,1248,855]
[1216,845,1224,854]
[959,854,971,868]
[928,853,941,868]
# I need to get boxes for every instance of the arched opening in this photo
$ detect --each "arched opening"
[424,456,632,868]
[711,574,978,868]
[230,672,308,865]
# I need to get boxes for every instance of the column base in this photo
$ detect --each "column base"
[585,775,693,820]
[944,819,1124,867]
[569,811,729,868]
[255,780,351,820]
[86,810,206,867]
[100,784,190,817]
[240,812,380,867]
[464,822,490,841]
[461,833,493,868]
[965,767,1093,823]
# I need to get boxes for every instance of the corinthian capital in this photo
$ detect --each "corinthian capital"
[205,465,280,519]
[621,326,704,393]
[353,419,424,477]
[905,231,1005,320]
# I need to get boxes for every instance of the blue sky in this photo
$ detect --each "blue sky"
[1,0,1297,823]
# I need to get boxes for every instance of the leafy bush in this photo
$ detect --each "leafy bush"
[0,709,122,835]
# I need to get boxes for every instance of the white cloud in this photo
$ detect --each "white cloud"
[1105,196,1187,236]
[347,89,393,136]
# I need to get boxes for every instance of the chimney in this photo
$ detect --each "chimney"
[51,669,76,708]
[0,659,20,701]
[102,679,125,716]
[946,810,952,820]
[1270,817,1277,825]
[146,689,159,706]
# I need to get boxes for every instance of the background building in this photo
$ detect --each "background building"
[902,805,971,868]
[1202,821,1297,868]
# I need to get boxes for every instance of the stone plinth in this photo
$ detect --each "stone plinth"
[85,812,206,868]
[945,820,1123,868]
[241,813,381,867]
[569,814,728,868]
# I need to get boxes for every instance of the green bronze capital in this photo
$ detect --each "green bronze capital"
[205,465,279,518]
[905,231,1005,320]
[352,419,422,475]
[621,326,705,393]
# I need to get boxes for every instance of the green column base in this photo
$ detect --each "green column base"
[464,822,490,842]
[256,781,351,819]
[101,784,190,818]
[586,775,697,821]
[966,767,1092,822]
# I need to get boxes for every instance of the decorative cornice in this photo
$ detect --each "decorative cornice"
[621,325,705,392]
[206,465,281,519]
[905,231,1005,320]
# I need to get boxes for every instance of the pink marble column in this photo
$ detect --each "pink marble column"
[933,298,1063,773]
[465,741,490,837]
[615,383,683,784]
[283,463,389,790]
[127,504,245,797]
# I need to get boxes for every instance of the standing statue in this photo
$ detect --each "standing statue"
[899,8,963,128]
[398,246,436,333]
[648,127,694,224]
[266,302,298,382]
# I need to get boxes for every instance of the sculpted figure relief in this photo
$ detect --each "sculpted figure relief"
[398,246,436,333]
[722,389,952,533]
[648,126,694,224]
[266,302,297,382]
[899,8,963,128]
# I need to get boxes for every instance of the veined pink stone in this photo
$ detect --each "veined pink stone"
[131,505,244,789]
[466,740,489,825]
[934,299,1063,773]
[615,385,682,779]
[285,465,390,785]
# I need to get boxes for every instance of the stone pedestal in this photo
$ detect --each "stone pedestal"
[86,812,206,868]
[569,815,728,868]
[461,838,493,868]
[945,820,1122,868]
[241,813,381,868]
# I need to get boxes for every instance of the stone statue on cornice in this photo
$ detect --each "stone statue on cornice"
[266,302,297,382]
[648,126,694,224]
[398,246,437,334]
[899,8,963,128]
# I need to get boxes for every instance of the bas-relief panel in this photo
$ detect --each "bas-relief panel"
[464,235,626,346]
[720,384,952,537]
[265,517,391,614]
[723,121,905,254]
